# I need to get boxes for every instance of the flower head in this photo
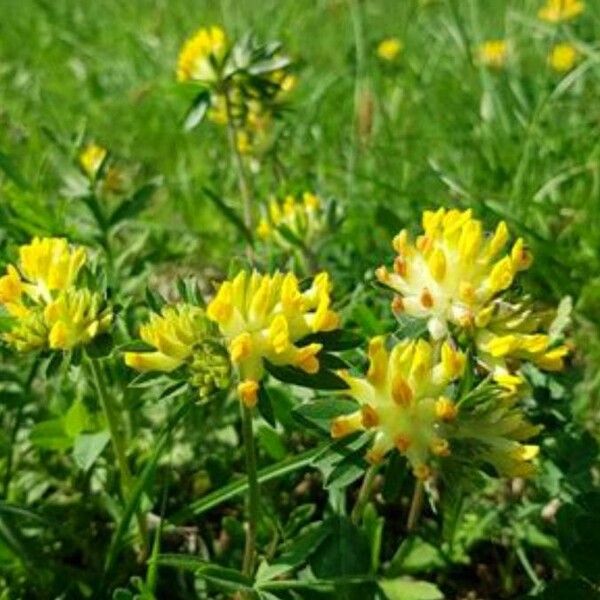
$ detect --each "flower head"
[331,337,466,479]
[256,192,324,249]
[538,0,584,22]
[125,304,231,398]
[377,38,403,62]
[477,40,508,69]
[548,43,578,73]
[79,144,107,179]
[207,271,339,406]
[0,237,111,352]
[177,26,228,82]
[474,299,569,373]
[376,208,531,339]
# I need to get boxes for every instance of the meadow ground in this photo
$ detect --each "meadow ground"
[1,0,600,598]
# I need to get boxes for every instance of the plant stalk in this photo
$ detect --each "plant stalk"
[240,404,259,579]
[87,356,148,557]
[351,463,379,524]
[407,480,425,532]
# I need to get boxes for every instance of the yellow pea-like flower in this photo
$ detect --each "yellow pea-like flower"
[548,43,578,73]
[207,270,339,406]
[177,25,228,83]
[79,143,107,179]
[377,37,403,62]
[331,337,466,479]
[376,208,531,339]
[538,0,584,23]
[477,40,508,69]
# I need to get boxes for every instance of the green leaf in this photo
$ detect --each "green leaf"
[299,329,364,351]
[29,419,72,450]
[533,580,600,600]
[264,360,349,390]
[257,425,286,461]
[203,187,254,246]
[72,431,110,471]
[292,399,357,433]
[64,399,92,438]
[378,578,444,600]
[109,182,158,227]
[183,90,211,131]
[257,385,276,428]
[0,150,28,189]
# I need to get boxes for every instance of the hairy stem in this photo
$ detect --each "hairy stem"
[351,463,379,524]
[87,356,148,557]
[407,480,425,532]
[241,404,260,579]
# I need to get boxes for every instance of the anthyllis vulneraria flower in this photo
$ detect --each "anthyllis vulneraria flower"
[538,0,584,23]
[256,192,323,247]
[0,238,112,352]
[331,337,466,480]
[124,304,231,398]
[376,208,531,339]
[79,143,107,179]
[477,40,508,69]
[377,37,403,62]
[207,271,339,407]
[548,43,578,72]
[177,25,228,83]
[474,298,570,374]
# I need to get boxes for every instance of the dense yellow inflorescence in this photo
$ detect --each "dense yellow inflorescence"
[207,271,339,407]
[477,40,508,69]
[177,26,228,82]
[376,208,531,340]
[256,192,323,247]
[0,238,112,352]
[331,337,466,479]
[538,0,584,22]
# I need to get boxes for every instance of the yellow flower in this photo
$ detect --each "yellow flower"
[548,43,578,72]
[538,0,584,23]
[177,26,228,82]
[125,304,231,398]
[256,193,324,248]
[477,40,508,69]
[377,38,403,62]
[44,288,112,350]
[79,144,107,179]
[0,237,112,352]
[207,271,339,406]
[331,337,466,479]
[474,299,570,373]
[376,208,531,339]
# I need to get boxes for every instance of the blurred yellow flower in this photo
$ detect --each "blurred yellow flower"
[79,144,107,179]
[538,0,584,22]
[548,43,578,72]
[477,40,508,69]
[207,271,339,407]
[177,26,228,82]
[377,37,403,61]
[0,238,112,352]
[331,337,466,479]
[376,208,531,339]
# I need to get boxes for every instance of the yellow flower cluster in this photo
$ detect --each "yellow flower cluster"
[477,40,508,69]
[125,304,230,398]
[538,0,584,22]
[377,37,403,62]
[177,26,228,83]
[0,238,112,352]
[207,271,339,407]
[256,192,323,247]
[331,337,466,479]
[548,43,578,73]
[475,299,570,373]
[376,208,531,340]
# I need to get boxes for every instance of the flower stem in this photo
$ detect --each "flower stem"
[223,88,254,236]
[351,463,379,524]
[240,404,259,579]
[87,356,148,557]
[406,480,425,532]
